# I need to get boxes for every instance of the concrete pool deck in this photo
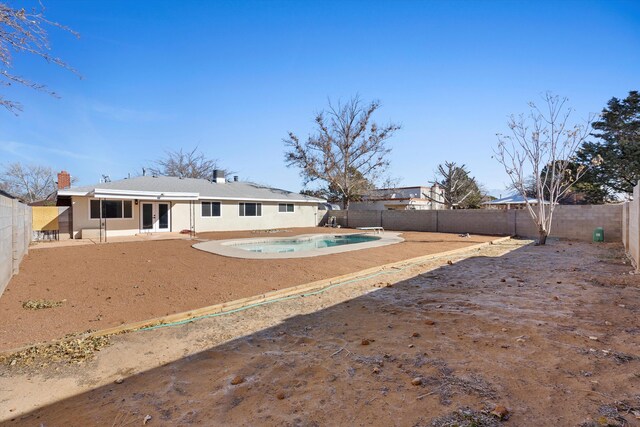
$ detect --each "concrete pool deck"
[192,232,405,259]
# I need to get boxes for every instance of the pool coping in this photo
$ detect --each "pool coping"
[191,232,405,259]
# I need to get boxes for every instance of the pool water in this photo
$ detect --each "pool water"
[234,234,381,254]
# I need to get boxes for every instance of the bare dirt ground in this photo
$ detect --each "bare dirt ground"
[0,228,496,350]
[1,238,639,426]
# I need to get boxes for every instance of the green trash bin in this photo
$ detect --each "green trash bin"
[593,227,604,242]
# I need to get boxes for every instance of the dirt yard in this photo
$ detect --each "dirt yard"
[1,238,639,426]
[0,228,496,350]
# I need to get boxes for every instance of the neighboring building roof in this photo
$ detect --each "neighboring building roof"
[0,189,17,199]
[318,202,341,211]
[365,184,444,201]
[29,199,57,206]
[371,184,440,192]
[28,190,58,206]
[362,197,429,202]
[482,194,550,205]
[58,176,325,203]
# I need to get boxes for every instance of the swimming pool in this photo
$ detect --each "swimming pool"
[192,232,404,259]
[233,234,381,254]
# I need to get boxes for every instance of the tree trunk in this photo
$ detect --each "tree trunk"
[537,229,548,245]
[342,195,349,210]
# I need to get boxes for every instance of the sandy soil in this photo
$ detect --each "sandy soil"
[0,228,496,350]
[1,239,639,426]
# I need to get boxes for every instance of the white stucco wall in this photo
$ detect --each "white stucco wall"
[71,196,141,238]
[71,197,319,237]
[173,200,319,232]
[170,201,193,233]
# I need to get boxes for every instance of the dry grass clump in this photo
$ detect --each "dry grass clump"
[579,399,640,427]
[22,299,65,310]
[413,357,496,406]
[428,407,501,427]
[1,334,111,368]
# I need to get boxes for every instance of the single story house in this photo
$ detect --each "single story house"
[482,194,550,210]
[57,171,324,239]
[349,185,446,211]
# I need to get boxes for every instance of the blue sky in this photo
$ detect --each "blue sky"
[1,0,639,196]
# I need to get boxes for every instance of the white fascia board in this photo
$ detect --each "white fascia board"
[58,190,90,196]
[197,196,325,203]
[93,188,199,201]
[85,188,323,203]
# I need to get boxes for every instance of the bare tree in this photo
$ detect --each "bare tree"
[0,2,79,114]
[377,175,402,193]
[284,96,400,209]
[495,93,596,245]
[427,161,482,209]
[0,162,56,202]
[148,147,224,179]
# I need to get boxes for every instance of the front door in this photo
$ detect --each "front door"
[140,202,170,232]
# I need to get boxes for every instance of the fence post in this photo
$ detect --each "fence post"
[25,204,30,255]
[11,199,16,275]
[622,202,629,251]
[633,183,640,271]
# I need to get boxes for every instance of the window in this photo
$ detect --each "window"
[239,202,262,216]
[123,200,133,218]
[90,200,133,219]
[278,203,294,213]
[201,201,221,217]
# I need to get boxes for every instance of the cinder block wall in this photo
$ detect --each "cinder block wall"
[383,210,437,231]
[0,195,32,297]
[437,210,513,235]
[0,196,12,296]
[333,204,622,242]
[343,210,382,228]
[537,205,622,242]
[625,183,640,270]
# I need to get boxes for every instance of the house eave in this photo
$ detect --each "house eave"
[62,188,323,203]
[93,188,199,201]
[197,196,323,203]
[57,190,89,197]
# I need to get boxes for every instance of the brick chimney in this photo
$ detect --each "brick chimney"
[57,171,71,190]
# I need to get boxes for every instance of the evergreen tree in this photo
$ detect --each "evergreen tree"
[577,90,640,199]
[431,161,483,209]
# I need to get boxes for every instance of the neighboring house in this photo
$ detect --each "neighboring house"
[349,185,446,211]
[318,202,341,211]
[29,198,57,207]
[559,190,590,205]
[482,194,550,210]
[0,189,19,200]
[57,171,324,239]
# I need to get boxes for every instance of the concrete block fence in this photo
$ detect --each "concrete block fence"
[0,194,32,296]
[331,204,623,243]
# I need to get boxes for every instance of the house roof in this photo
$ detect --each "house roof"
[58,176,325,203]
[482,194,550,205]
